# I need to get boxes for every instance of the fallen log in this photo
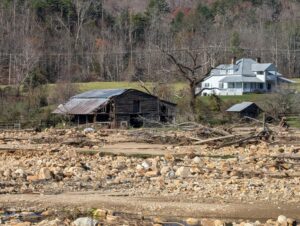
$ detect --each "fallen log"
[194,134,237,145]
[217,134,258,148]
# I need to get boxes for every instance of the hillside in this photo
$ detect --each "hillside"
[0,0,299,86]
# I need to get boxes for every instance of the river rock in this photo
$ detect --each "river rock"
[145,170,159,177]
[38,167,52,180]
[186,217,199,225]
[106,215,120,224]
[11,222,31,226]
[141,161,151,170]
[192,156,201,164]
[37,218,64,226]
[287,218,296,225]
[278,215,287,224]
[175,167,190,178]
[93,209,107,219]
[214,219,224,226]
[72,217,99,226]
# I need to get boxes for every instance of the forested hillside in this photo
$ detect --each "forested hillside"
[0,0,299,88]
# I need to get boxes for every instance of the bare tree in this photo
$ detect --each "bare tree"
[14,38,42,96]
[73,0,94,49]
[163,49,217,115]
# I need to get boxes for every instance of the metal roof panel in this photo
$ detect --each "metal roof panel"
[226,102,255,112]
[53,98,108,115]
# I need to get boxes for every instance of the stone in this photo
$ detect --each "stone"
[37,218,64,226]
[72,217,99,226]
[153,217,164,223]
[106,215,120,224]
[11,222,31,226]
[83,128,95,133]
[214,220,224,226]
[244,223,254,226]
[160,166,170,175]
[27,175,40,182]
[94,209,107,219]
[287,218,296,225]
[38,167,52,180]
[192,156,201,164]
[278,215,287,224]
[175,167,190,178]
[141,161,151,170]
[201,219,216,226]
[15,169,25,177]
[186,217,199,225]
[145,170,159,177]
[136,164,144,172]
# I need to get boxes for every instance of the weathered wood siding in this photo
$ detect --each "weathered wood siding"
[113,90,160,122]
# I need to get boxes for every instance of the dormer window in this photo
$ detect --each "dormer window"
[257,71,264,75]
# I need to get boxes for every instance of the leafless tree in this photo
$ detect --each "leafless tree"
[15,38,42,96]
[162,49,217,115]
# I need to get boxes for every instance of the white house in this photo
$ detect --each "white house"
[198,58,295,96]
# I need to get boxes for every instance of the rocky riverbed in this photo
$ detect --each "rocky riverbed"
[0,129,300,225]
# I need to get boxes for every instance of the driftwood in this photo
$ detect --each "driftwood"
[217,134,259,148]
[194,134,237,145]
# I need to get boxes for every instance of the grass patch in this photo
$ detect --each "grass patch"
[199,93,270,106]
[74,81,187,92]
[287,116,300,129]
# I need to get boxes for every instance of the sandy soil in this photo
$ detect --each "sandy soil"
[1,192,300,221]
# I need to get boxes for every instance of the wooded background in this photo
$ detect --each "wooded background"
[0,0,299,88]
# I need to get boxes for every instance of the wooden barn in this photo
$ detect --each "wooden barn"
[53,89,176,128]
[226,102,262,118]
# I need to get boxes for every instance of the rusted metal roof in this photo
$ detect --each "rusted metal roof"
[53,98,108,115]
[53,89,127,115]
[72,89,127,99]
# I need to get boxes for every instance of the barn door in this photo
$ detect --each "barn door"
[133,100,140,113]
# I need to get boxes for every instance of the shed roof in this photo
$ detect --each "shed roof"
[53,98,108,115]
[226,102,258,112]
[278,77,296,83]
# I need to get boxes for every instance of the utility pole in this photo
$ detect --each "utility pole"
[8,54,12,85]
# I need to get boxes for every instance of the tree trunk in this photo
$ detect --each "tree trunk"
[189,80,197,115]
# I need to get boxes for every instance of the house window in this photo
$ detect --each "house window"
[257,71,264,75]
[133,100,141,113]
[219,82,224,89]
[259,83,263,89]
[204,83,210,88]
[236,82,242,88]
[228,83,234,88]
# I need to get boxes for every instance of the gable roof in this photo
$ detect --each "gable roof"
[53,89,176,115]
[209,58,277,77]
[226,102,259,112]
